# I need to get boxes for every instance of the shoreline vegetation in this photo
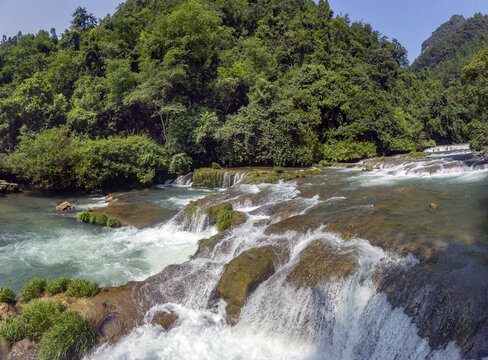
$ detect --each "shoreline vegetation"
[0,1,486,194]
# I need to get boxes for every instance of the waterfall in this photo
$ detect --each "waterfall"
[222,172,231,188]
[165,173,193,186]
[424,144,470,153]
[88,180,466,360]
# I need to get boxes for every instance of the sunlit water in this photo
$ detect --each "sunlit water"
[0,186,217,291]
[1,151,487,360]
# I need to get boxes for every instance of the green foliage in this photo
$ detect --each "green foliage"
[192,168,221,187]
[280,173,293,181]
[106,217,121,228]
[77,210,90,222]
[65,279,99,298]
[21,278,48,302]
[322,140,377,162]
[46,278,72,296]
[6,128,169,191]
[187,202,200,219]
[0,317,26,344]
[211,162,221,169]
[263,176,278,183]
[38,310,97,360]
[0,286,16,302]
[95,213,108,226]
[216,209,235,232]
[409,151,427,159]
[273,166,284,174]
[21,300,64,341]
[169,153,193,175]
[0,0,480,180]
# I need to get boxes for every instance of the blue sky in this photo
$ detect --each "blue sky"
[1,0,488,63]
[328,0,488,62]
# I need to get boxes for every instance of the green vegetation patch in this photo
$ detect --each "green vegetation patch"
[0,317,26,344]
[22,300,64,341]
[46,278,71,296]
[263,175,278,183]
[187,201,200,219]
[0,286,16,303]
[206,202,233,223]
[192,168,221,188]
[65,279,99,298]
[21,278,48,302]
[39,310,97,360]
[409,151,427,159]
[78,210,120,228]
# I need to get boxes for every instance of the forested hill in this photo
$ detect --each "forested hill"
[412,13,488,85]
[421,15,465,54]
[0,0,485,191]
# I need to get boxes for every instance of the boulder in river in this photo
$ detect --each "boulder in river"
[0,180,19,194]
[429,202,438,211]
[286,239,358,288]
[217,246,278,324]
[55,201,74,212]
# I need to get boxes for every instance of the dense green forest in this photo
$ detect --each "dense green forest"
[0,0,486,191]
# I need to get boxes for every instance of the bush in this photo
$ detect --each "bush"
[106,217,121,228]
[280,173,292,181]
[263,176,277,183]
[88,213,97,225]
[21,278,48,302]
[6,128,170,191]
[0,317,26,344]
[273,166,284,173]
[305,169,320,176]
[0,287,16,302]
[95,213,108,226]
[39,311,97,360]
[46,278,72,296]
[211,162,221,169]
[169,153,193,176]
[77,210,90,222]
[187,202,200,219]
[22,300,64,341]
[66,279,99,298]
[423,139,436,149]
[322,140,377,162]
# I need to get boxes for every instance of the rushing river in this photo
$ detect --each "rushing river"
[0,186,217,291]
[1,149,487,359]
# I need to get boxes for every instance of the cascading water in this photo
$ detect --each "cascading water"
[87,148,488,359]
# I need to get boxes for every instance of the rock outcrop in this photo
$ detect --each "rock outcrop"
[217,246,279,324]
[56,201,74,212]
[0,180,19,194]
[286,240,358,288]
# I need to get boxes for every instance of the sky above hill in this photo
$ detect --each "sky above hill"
[328,0,488,62]
[1,0,488,63]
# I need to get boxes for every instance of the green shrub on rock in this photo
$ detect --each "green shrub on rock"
[216,209,235,231]
[38,310,97,360]
[211,162,221,169]
[46,278,72,296]
[0,317,26,344]
[95,213,108,226]
[0,287,16,302]
[263,176,277,183]
[66,279,99,298]
[106,217,121,228]
[77,210,90,222]
[21,278,48,302]
[273,166,284,173]
[21,300,64,341]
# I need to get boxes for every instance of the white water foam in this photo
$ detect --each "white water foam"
[85,179,464,360]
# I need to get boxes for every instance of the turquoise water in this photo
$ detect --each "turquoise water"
[0,186,217,291]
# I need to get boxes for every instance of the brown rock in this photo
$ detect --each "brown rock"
[152,311,178,331]
[0,303,17,321]
[286,239,358,288]
[5,339,39,360]
[429,202,437,211]
[56,201,74,212]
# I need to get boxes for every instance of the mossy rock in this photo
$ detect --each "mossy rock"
[192,168,222,188]
[206,202,233,224]
[217,246,278,324]
[286,240,358,288]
